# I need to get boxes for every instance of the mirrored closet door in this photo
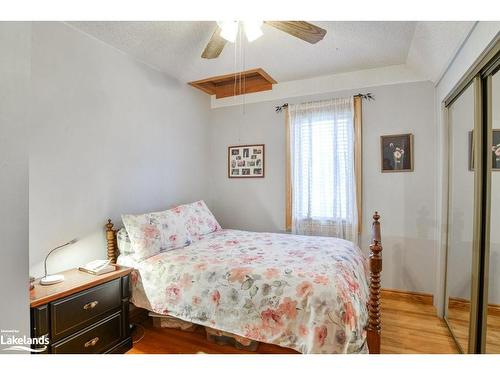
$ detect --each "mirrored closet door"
[485,65,499,354]
[444,39,499,354]
[445,82,475,353]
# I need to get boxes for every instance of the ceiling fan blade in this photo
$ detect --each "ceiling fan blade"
[201,26,227,59]
[264,21,327,44]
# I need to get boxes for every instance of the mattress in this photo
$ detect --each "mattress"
[117,229,369,353]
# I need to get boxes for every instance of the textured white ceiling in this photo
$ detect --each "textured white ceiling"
[406,21,476,83]
[68,21,419,83]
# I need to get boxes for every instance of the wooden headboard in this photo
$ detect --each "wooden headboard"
[104,212,383,353]
[105,219,118,264]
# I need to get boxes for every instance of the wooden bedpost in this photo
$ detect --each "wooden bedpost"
[367,211,382,354]
[106,219,117,264]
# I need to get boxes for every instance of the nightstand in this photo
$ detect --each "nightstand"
[30,265,133,354]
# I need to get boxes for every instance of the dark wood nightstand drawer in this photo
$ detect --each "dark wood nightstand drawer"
[51,312,122,354]
[50,278,121,341]
[30,266,133,354]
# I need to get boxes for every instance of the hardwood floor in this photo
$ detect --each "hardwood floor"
[447,300,470,352]
[127,293,459,354]
[382,295,457,354]
[447,299,500,353]
[486,313,500,353]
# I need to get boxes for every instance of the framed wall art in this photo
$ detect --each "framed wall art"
[228,144,265,178]
[380,133,414,172]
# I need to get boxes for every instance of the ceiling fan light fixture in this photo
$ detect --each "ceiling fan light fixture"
[243,21,263,42]
[202,21,327,59]
[217,21,238,43]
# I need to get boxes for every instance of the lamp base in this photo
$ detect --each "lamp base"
[40,274,65,285]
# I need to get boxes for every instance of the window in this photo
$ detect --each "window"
[286,97,361,242]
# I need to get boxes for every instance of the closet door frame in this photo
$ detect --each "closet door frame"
[442,77,482,354]
[443,36,500,354]
[479,55,500,353]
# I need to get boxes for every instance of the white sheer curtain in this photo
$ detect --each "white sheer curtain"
[289,97,358,243]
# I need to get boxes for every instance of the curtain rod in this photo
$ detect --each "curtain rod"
[275,93,375,113]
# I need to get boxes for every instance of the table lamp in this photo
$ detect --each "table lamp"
[40,238,78,285]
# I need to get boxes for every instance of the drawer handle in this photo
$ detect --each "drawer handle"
[83,301,99,310]
[84,337,100,348]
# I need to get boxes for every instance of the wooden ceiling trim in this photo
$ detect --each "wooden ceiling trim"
[188,68,277,98]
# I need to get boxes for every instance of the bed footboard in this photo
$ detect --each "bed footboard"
[366,212,383,354]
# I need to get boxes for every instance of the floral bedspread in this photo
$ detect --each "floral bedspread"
[118,229,370,354]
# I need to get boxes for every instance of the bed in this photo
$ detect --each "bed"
[105,207,383,354]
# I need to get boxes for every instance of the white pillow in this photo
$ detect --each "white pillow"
[171,200,221,241]
[116,227,133,256]
[122,208,192,261]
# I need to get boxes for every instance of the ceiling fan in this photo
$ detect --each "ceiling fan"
[201,21,327,59]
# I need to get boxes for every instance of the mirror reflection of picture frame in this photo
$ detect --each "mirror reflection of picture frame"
[228,144,265,178]
[380,133,414,173]
[468,130,500,171]
[468,131,474,171]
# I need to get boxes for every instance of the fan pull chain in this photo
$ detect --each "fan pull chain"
[233,26,237,100]
[242,29,246,116]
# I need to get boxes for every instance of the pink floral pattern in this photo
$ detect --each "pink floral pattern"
[119,229,369,353]
[171,200,222,241]
[122,209,192,261]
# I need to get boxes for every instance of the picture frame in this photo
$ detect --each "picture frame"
[228,144,265,178]
[380,133,414,173]
[468,129,500,171]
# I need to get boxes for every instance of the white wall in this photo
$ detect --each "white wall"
[209,81,438,294]
[212,64,425,109]
[29,22,212,277]
[0,22,30,347]
[435,22,500,314]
